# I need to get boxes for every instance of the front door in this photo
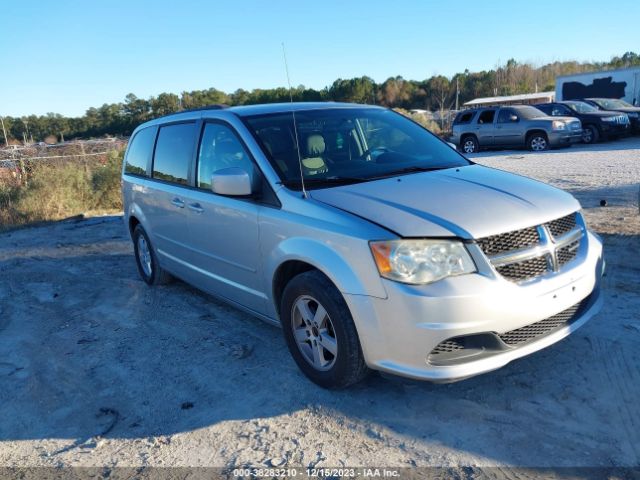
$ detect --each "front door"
[494,108,522,146]
[474,109,496,147]
[182,121,266,313]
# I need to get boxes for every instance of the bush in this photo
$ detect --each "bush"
[0,147,124,230]
[393,108,443,136]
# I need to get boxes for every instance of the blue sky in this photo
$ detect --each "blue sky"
[2,0,639,117]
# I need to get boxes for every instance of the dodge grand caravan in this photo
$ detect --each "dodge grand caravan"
[122,102,604,388]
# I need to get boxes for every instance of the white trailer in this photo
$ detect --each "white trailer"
[556,67,640,105]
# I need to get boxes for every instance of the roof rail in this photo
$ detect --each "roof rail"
[152,104,229,121]
[181,104,229,112]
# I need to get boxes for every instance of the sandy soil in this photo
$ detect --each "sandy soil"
[0,138,639,473]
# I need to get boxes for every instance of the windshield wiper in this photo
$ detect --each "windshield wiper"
[369,165,449,179]
[279,176,368,188]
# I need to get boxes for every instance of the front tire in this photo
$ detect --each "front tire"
[280,271,369,389]
[132,225,172,285]
[582,125,600,144]
[527,132,549,151]
[460,135,479,154]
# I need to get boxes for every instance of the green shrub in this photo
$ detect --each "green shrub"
[0,148,125,230]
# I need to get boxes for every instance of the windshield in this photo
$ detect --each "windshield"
[243,108,470,189]
[592,98,633,109]
[564,101,598,113]
[512,105,547,119]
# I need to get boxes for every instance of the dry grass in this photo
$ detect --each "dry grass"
[0,147,124,230]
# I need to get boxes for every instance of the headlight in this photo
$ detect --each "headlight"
[602,116,617,122]
[370,239,476,285]
[551,120,566,130]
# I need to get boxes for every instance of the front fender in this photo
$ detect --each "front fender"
[265,236,387,306]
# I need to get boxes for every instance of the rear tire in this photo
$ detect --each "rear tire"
[132,225,172,286]
[527,132,549,151]
[280,271,369,389]
[582,125,600,144]
[460,135,479,154]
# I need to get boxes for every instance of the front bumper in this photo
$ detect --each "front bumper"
[548,130,583,146]
[601,122,631,136]
[345,230,604,382]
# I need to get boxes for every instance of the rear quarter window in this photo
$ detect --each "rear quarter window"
[152,123,196,185]
[124,126,156,176]
[454,111,475,125]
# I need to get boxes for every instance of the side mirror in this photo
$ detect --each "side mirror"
[510,115,519,122]
[211,167,252,196]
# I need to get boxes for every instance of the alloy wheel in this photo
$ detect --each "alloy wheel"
[463,139,476,153]
[531,136,547,151]
[291,295,338,371]
[137,235,152,277]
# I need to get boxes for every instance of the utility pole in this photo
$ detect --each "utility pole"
[23,119,30,145]
[0,116,8,147]
[455,77,459,111]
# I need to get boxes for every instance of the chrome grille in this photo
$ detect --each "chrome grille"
[476,226,539,256]
[477,212,583,283]
[557,240,579,266]
[498,299,586,346]
[547,213,577,238]
[496,256,548,282]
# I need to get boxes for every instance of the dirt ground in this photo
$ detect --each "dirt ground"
[0,138,639,474]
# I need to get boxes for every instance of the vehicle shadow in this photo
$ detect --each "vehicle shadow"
[0,227,638,467]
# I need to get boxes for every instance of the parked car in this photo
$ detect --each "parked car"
[122,102,604,388]
[451,105,582,153]
[581,98,640,133]
[535,100,630,143]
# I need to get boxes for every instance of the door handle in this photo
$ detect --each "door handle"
[171,198,185,208]
[188,203,204,214]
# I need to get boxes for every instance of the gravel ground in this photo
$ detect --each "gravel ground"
[0,138,639,474]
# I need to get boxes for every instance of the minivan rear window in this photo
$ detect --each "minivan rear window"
[152,123,196,185]
[124,126,156,176]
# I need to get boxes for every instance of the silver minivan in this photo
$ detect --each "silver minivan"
[122,102,604,388]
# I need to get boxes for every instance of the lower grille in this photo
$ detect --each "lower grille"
[430,339,465,355]
[428,296,590,363]
[497,300,585,346]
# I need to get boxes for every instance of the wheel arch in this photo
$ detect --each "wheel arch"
[268,238,387,319]
[526,128,548,139]
[126,202,151,240]
[460,132,478,143]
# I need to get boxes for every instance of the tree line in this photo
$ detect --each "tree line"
[2,52,639,143]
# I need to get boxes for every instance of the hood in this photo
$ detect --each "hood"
[310,165,580,239]
[579,110,630,118]
[603,107,640,114]
[533,115,578,124]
